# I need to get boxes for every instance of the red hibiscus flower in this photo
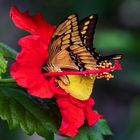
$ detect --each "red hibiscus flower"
[10,6,121,137]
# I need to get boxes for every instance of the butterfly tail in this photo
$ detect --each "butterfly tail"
[98,54,122,62]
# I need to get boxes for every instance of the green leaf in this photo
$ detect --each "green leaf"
[0,54,8,79]
[0,86,59,140]
[96,119,112,135]
[0,42,17,59]
[68,119,112,140]
[0,79,112,140]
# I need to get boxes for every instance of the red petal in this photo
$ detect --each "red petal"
[70,96,94,107]
[84,98,103,125]
[70,96,102,126]
[55,94,102,137]
[86,108,103,126]
[10,36,54,98]
[49,78,67,96]
[56,95,85,137]
[10,6,55,46]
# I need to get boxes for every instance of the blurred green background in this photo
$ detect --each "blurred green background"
[0,0,140,140]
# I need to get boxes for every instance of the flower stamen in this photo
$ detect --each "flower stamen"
[96,60,115,80]
[43,60,122,80]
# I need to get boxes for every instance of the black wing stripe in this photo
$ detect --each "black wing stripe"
[79,14,98,46]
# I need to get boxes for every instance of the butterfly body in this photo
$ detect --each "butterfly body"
[43,14,122,84]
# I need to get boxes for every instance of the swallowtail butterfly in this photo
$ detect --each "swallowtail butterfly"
[44,14,122,84]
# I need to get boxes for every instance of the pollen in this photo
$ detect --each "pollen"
[96,60,115,80]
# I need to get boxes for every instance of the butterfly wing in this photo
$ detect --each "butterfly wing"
[47,14,100,72]
[79,15,98,47]
[79,15,122,64]
[73,14,99,70]
[47,14,122,73]
[47,14,84,72]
